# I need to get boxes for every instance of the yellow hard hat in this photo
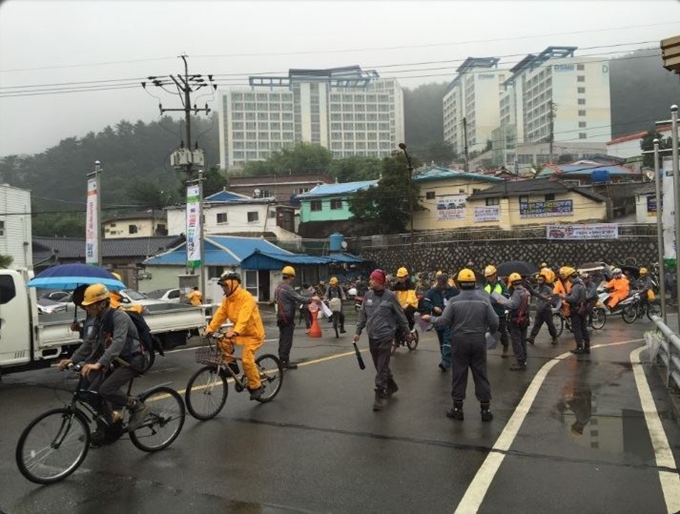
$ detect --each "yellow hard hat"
[396,267,409,278]
[640,267,648,275]
[282,265,296,277]
[508,272,523,283]
[435,270,443,277]
[457,268,476,283]
[80,283,110,306]
[484,265,497,277]
[329,277,338,285]
[559,266,576,280]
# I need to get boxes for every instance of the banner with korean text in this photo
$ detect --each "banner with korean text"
[85,177,99,264]
[546,224,618,240]
[662,158,677,263]
[473,205,500,222]
[520,199,573,218]
[437,194,466,221]
[186,185,201,269]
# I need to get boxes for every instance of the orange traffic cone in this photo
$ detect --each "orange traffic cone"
[308,304,322,337]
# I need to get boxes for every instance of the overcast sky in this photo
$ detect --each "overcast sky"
[1,0,679,158]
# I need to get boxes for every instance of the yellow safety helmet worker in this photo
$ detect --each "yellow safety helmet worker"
[508,272,523,284]
[80,284,110,306]
[282,265,296,277]
[559,266,576,280]
[640,267,648,275]
[484,265,497,277]
[396,267,409,278]
[457,268,476,283]
[329,277,339,285]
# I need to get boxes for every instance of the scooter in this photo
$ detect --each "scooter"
[597,288,640,322]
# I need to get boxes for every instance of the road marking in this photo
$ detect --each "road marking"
[630,346,680,513]
[454,338,643,514]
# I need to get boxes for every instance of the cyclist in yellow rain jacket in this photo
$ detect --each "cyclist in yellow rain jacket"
[203,272,265,400]
[391,267,418,331]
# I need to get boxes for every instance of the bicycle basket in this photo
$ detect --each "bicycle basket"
[195,346,222,366]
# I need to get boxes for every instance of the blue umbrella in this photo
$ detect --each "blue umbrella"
[27,263,126,291]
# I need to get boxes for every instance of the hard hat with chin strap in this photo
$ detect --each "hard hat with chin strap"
[484,265,497,277]
[508,272,523,284]
[282,265,296,277]
[80,283,110,306]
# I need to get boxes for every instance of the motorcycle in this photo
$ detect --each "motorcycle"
[597,288,643,323]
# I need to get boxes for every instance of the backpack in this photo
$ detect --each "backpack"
[104,309,164,363]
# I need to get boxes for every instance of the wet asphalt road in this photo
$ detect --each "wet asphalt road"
[1,308,680,513]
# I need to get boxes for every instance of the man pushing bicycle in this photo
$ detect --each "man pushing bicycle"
[203,272,266,400]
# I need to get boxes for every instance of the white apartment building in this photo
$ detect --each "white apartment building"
[219,66,405,170]
[0,184,32,269]
[497,47,611,168]
[443,57,507,154]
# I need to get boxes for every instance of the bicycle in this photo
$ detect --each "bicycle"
[551,301,606,337]
[15,363,185,484]
[391,327,419,355]
[620,292,661,324]
[185,334,283,421]
[328,297,345,338]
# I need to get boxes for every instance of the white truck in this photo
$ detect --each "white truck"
[0,269,208,376]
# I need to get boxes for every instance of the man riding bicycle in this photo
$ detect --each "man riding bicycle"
[57,283,150,445]
[203,271,266,400]
[391,267,418,332]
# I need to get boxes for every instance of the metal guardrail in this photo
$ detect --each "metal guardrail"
[651,315,680,392]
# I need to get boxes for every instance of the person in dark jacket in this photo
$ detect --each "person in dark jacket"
[526,271,559,345]
[504,273,531,371]
[275,266,319,369]
[423,273,459,371]
[422,268,499,422]
[354,269,411,412]
[561,268,589,354]
[582,273,599,327]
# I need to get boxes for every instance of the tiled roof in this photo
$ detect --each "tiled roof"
[32,236,183,262]
[467,179,607,202]
[102,211,165,223]
[296,180,378,198]
[414,166,504,183]
[204,190,254,202]
[606,126,671,146]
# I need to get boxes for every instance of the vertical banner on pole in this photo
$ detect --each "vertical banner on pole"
[186,184,201,269]
[85,177,99,265]
[662,157,677,264]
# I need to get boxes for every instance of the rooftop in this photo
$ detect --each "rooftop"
[296,180,378,199]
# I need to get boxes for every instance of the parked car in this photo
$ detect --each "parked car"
[39,290,72,303]
[36,297,68,315]
[145,288,182,303]
[117,288,168,307]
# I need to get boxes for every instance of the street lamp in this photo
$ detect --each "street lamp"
[398,143,415,268]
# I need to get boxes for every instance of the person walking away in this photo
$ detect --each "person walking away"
[186,286,203,306]
[483,265,510,357]
[604,268,629,311]
[57,284,149,446]
[203,272,265,400]
[635,267,655,313]
[504,273,531,370]
[421,269,498,422]
[275,266,318,369]
[526,271,559,345]
[423,273,459,371]
[391,267,419,333]
[324,276,347,333]
[561,269,589,354]
[354,269,412,412]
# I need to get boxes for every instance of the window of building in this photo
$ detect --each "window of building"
[0,220,4,236]
[247,211,259,223]
[579,133,587,139]
[578,110,586,116]
[330,198,343,210]
[577,98,586,105]
[426,192,435,200]
[577,75,585,82]
[311,200,322,211]
[217,213,227,224]
[577,87,586,94]
[577,63,585,71]
[486,198,500,206]
[518,195,529,204]
[129,225,138,234]
[579,121,587,128]
[545,193,555,201]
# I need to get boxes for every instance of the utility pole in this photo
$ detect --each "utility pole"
[398,143,415,269]
[653,139,667,323]
[548,101,557,163]
[671,105,680,331]
[143,55,216,299]
[462,117,469,172]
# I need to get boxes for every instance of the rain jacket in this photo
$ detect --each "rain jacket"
[187,289,203,306]
[391,278,418,310]
[356,289,409,343]
[484,279,509,317]
[636,275,655,301]
[605,276,630,308]
[553,278,573,316]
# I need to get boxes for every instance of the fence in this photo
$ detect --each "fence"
[651,315,680,393]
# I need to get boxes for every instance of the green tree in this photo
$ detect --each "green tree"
[641,129,673,168]
[0,255,13,268]
[328,156,382,182]
[243,143,332,176]
[410,140,456,167]
[348,152,422,234]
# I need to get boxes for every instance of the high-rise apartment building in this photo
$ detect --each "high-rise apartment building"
[218,66,404,170]
[497,47,611,167]
[443,57,507,155]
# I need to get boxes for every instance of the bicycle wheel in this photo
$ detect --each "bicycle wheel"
[254,354,283,403]
[646,302,661,321]
[16,408,90,484]
[129,386,185,452]
[591,307,607,330]
[333,315,339,339]
[621,303,638,324]
[407,329,419,350]
[552,312,564,337]
[185,366,228,420]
